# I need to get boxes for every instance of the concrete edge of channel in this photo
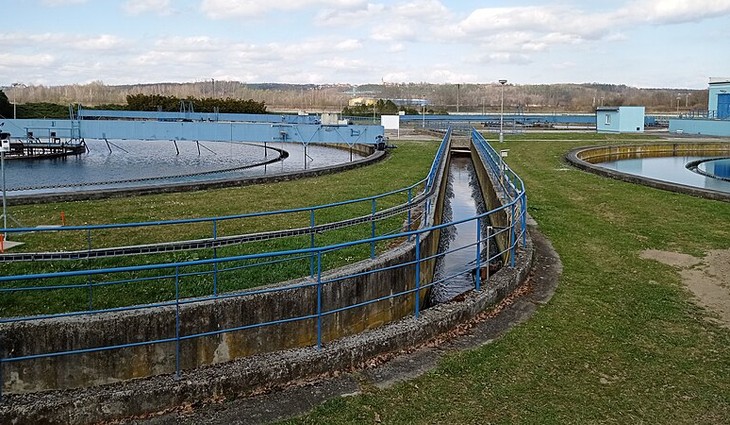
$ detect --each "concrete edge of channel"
[565,144,730,202]
[0,220,545,425]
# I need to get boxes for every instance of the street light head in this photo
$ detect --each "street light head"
[498,79,507,85]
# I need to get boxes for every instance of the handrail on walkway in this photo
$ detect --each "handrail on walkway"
[0,127,528,397]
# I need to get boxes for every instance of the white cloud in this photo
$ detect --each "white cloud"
[623,0,730,24]
[0,32,127,52]
[76,35,127,51]
[316,3,386,26]
[0,53,56,69]
[200,0,369,19]
[387,43,405,53]
[315,58,367,70]
[484,52,532,65]
[41,0,88,5]
[123,0,172,15]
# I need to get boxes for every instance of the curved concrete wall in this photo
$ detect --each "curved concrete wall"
[0,145,449,395]
[9,144,380,205]
[0,144,537,425]
[566,142,730,202]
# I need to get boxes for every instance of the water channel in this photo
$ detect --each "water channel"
[597,155,730,194]
[3,140,362,196]
[430,155,499,304]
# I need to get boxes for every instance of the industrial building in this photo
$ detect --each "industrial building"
[596,106,645,133]
[669,77,730,136]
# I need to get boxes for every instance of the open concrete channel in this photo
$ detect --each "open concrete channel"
[0,138,553,424]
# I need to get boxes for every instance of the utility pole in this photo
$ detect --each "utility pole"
[499,79,507,143]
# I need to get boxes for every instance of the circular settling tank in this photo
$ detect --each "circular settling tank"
[597,155,730,194]
[4,140,364,196]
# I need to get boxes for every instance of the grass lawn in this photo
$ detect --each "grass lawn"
[282,132,730,424]
[0,140,439,317]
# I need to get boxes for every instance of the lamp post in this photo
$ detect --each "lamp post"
[498,79,507,143]
[676,95,681,115]
[11,83,25,120]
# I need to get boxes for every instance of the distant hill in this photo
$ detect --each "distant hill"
[5,81,708,114]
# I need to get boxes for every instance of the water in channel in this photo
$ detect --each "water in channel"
[430,155,497,304]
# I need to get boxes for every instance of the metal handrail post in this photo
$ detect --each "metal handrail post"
[521,194,527,246]
[407,188,412,234]
[370,199,376,258]
[486,226,493,283]
[212,219,218,296]
[174,266,181,380]
[475,218,481,291]
[309,209,316,277]
[316,251,323,350]
[414,233,421,318]
[510,203,516,268]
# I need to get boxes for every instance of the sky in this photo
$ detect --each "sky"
[1,0,729,89]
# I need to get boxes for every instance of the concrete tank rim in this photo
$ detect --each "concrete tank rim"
[5,144,383,206]
[565,142,730,202]
[0,222,540,425]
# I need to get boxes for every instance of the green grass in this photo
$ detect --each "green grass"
[0,141,438,317]
[281,132,730,424]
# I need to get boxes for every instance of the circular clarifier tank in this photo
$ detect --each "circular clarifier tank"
[693,157,730,182]
[4,139,363,197]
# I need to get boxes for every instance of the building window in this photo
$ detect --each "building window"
[605,114,611,125]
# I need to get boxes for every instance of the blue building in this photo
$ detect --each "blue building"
[708,78,730,119]
[596,106,645,133]
[669,78,730,136]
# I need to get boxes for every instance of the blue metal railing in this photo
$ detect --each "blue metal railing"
[0,127,528,396]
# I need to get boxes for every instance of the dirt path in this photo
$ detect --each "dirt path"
[641,249,730,328]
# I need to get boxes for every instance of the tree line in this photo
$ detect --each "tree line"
[0,91,267,119]
[2,80,710,119]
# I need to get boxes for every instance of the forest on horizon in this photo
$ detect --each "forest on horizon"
[2,80,709,115]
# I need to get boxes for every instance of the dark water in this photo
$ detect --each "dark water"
[2,140,362,196]
[598,156,730,194]
[430,156,487,304]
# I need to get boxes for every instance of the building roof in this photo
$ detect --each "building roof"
[709,77,730,85]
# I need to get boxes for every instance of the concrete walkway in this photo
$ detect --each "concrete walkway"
[125,224,561,425]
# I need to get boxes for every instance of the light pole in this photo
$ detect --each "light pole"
[676,95,681,115]
[11,83,25,119]
[422,102,426,128]
[499,79,507,143]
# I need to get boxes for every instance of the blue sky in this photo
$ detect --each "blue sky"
[2,0,729,89]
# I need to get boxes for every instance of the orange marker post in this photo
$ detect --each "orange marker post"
[61,211,66,226]
[0,233,4,254]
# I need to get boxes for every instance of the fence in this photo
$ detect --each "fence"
[0,127,528,395]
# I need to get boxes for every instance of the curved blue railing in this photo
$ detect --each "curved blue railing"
[0,127,528,395]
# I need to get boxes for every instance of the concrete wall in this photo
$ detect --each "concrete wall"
[566,142,730,202]
[469,144,516,262]
[0,143,451,394]
[0,139,538,424]
[574,142,730,164]
[669,118,730,136]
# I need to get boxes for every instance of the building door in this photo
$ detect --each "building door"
[718,93,730,119]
